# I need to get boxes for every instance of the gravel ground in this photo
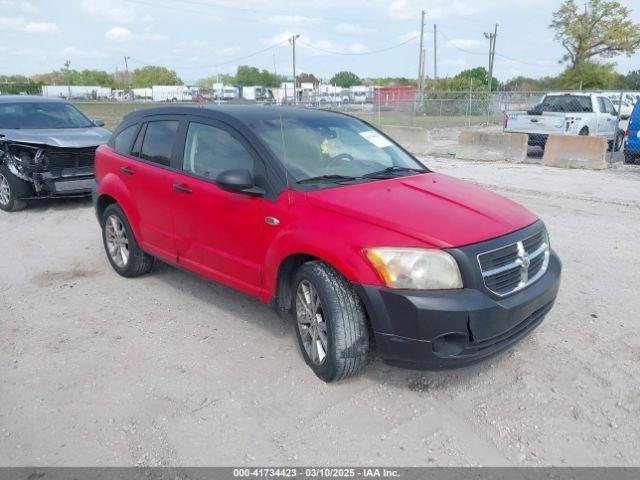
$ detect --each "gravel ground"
[1,159,639,467]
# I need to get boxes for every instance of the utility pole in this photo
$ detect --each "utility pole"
[64,59,71,99]
[484,24,498,94]
[289,34,300,104]
[433,24,438,81]
[123,55,130,89]
[417,10,426,92]
[483,24,498,124]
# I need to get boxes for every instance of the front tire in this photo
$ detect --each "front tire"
[293,261,370,382]
[0,166,28,212]
[101,203,154,277]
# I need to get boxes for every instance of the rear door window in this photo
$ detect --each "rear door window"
[139,120,179,166]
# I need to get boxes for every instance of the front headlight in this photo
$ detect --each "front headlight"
[364,247,463,290]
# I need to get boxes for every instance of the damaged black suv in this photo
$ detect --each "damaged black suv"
[0,95,111,211]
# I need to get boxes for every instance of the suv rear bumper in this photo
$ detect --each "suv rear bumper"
[354,250,561,370]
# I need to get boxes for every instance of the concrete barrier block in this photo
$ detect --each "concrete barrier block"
[380,125,432,155]
[542,135,608,170]
[456,130,528,162]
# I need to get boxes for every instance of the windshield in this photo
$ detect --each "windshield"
[248,114,426,185]
[0,102,94,129]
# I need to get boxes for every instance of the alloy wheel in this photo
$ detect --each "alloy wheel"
[105,215,130,268]
[0,173,10,207]
[296,280,328,365]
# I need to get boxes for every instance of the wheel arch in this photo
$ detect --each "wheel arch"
[96,172,142,239]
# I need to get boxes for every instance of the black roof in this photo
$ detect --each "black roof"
[0,95,68,104]
[121,104,348,127]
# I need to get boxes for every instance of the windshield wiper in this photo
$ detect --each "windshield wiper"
[297,174,360,184]
[362,166,427,179]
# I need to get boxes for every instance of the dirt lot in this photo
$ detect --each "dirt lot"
[1,159,639,466]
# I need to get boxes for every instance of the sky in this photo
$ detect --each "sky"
[1,0,640,84]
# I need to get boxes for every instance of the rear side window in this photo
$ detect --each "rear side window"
[182,122,254,179]
[139,120,179,166]
[114,125,137,155]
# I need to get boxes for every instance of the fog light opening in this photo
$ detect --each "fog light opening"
[432,333,468,357]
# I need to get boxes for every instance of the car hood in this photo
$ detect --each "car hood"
[0,127,112,148]
[306,172,538,248]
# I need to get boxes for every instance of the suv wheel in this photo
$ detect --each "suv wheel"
[101,203,154,277]
[293,261,369,382]
[0,166,28,212]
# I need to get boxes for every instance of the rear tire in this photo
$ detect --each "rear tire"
[0,165,28,212]
[101,203,154,277]
[579,127,589,136]
[624,151,639,165]
[293,261,370,382]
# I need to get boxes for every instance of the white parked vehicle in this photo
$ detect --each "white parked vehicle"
[606,95,633,119]
[152,85,192,102]
[41,85,111,100]
[504,92,625,151]
[242,86,266,101]
[349,85,370,104]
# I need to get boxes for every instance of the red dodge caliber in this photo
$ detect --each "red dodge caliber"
[93,106,561,382]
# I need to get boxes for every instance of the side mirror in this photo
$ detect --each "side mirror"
[93,119,106,127]
[216,169,264,196]
[612,110,618,117]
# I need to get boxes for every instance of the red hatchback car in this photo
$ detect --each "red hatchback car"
[93,106,561,382]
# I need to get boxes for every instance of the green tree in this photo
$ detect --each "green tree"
[368,77,416,86]
[235,65,263,86]
[234,65,282,87]
[195,74,236,87]
[551,0,640,71]
[130,66,182,87]
[622,70,640,89]
[502,76,558,91]
[329,71,360,88]
[555,61,617,89]
[455,67,500,90]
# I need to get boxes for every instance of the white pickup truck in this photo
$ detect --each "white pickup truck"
[504,92,624,151]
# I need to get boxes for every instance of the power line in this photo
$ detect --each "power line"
[437,29,485,56]
[494,52,562,68]
[438,28,562,68]
[296,34,422,56]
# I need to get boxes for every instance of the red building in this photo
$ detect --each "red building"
[373,85,417,111]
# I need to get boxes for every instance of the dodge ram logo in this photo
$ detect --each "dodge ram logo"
[516,241,530,283]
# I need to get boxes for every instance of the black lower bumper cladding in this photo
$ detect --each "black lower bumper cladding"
[354,221,561,370]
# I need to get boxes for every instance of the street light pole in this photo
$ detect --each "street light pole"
[417,10,426,91]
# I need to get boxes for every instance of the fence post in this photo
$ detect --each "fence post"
[467,79,473,127]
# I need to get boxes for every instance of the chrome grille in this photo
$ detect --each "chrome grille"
[478,229,550,297]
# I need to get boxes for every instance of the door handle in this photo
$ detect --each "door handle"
[120,166,135,175]
[173,184,192,194]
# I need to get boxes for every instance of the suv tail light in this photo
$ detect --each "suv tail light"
[625,128,630,138]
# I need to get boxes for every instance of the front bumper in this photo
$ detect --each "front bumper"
[354,222,561,370]
[22,168,95,199]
